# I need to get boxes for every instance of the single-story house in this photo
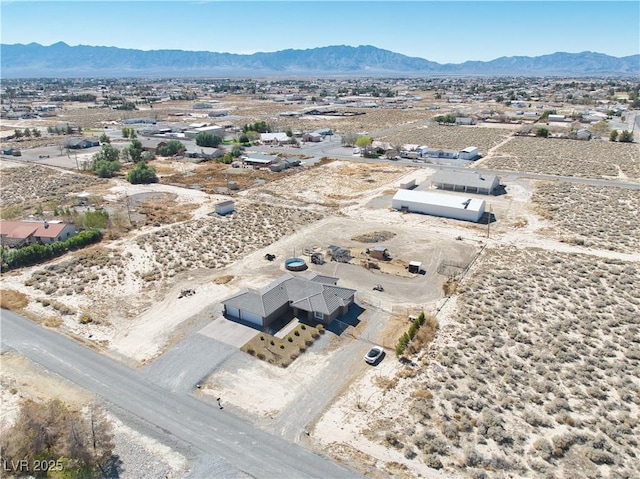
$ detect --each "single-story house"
[270,157,302,172]
[0,220,77,248]
[184,147,224,161]
[215,200,235,215]
[243,153,278,168]
[431,170,500,195]
[420,148,459,159]
[184,125,224,140]
[122,117,157,125]
[302,132,322,142]
[392,189,486,223]
[222,272,356,328]
[64,137,100,149]
[260,132,289,145]
[455,117,475,125]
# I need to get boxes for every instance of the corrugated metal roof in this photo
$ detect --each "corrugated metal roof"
[431,170,499,189]
[393,189,485,213]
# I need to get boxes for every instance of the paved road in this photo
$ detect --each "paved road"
[0,309,361,479]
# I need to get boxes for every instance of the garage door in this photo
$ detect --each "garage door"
[225,306,240,319]
[240,310,263,326]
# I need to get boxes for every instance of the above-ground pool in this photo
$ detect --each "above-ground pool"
[284,257,308,271]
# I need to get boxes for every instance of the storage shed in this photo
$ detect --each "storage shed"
[392,190,486,223]
[458,146,479,160]
[215,200,235,215]
[408,261,422,274]
[431,170,500,195]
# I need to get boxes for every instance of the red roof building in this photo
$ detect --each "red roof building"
[0,221,77,247]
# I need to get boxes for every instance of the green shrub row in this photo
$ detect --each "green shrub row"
[396,311,426,356]
[1,230,102,271]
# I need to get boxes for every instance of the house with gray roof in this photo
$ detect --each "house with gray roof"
[431,170,500,195]
[222,272,356,328]
[243,152,278,168]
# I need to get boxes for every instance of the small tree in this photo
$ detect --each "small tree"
[540,109,557,120]
[127,161,158,184]
[121,138,144,163]
[157,140,185,157]
[93,160,121,178]
[341,132,358,147]
[433,114,456,124]
[195,132,223,147]
[93,144,120,163]
[355,136,373,149]
[13,129,23,139]
[618,130,634,143]
[99,132,111,144]
[91,144,121,178]
[535,127,550,138]
[609,130,619,142]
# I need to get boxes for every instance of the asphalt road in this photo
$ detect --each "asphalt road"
[0,309,361,479]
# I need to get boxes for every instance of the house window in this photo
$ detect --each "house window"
[314,311,324,320]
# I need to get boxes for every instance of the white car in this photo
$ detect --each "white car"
[364,346,384,365]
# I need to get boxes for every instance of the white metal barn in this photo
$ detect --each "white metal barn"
[392,189,486,222]
[458,146,479,160]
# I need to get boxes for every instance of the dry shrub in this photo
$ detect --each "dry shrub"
[0,289,28,311]
[442,280,458,296]
[408,316,439,354]
[397,366,419,379]
[43,316,63,328]
[213,275,234,284]
[411,389,433,400]
[374,375,398,392]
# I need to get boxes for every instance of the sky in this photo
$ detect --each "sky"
[1,1,639,63]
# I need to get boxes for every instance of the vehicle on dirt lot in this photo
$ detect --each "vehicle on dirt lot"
[364,346,384,364]
[373,284,384,292]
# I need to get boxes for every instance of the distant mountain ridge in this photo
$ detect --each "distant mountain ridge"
[1,42,638,77]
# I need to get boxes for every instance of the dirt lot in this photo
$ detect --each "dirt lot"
[532,182,640,254]
[478,136,640,181]
[315,247,639,478]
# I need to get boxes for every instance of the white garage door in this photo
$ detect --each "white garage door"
[240,310,263,326]
[225,306,240,319]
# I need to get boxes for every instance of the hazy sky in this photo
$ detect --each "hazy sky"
[1,1,639,63]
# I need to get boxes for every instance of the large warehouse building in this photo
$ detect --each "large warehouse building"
[431,170,500,195]
[392,189,486,222]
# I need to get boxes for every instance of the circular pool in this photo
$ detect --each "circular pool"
[284,257,308,271]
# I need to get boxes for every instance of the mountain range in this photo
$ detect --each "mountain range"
[1,42,638,78]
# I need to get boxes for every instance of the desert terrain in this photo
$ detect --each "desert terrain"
[2,88,639,478]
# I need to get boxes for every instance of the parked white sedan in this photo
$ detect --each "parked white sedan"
[364,346,384,365]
